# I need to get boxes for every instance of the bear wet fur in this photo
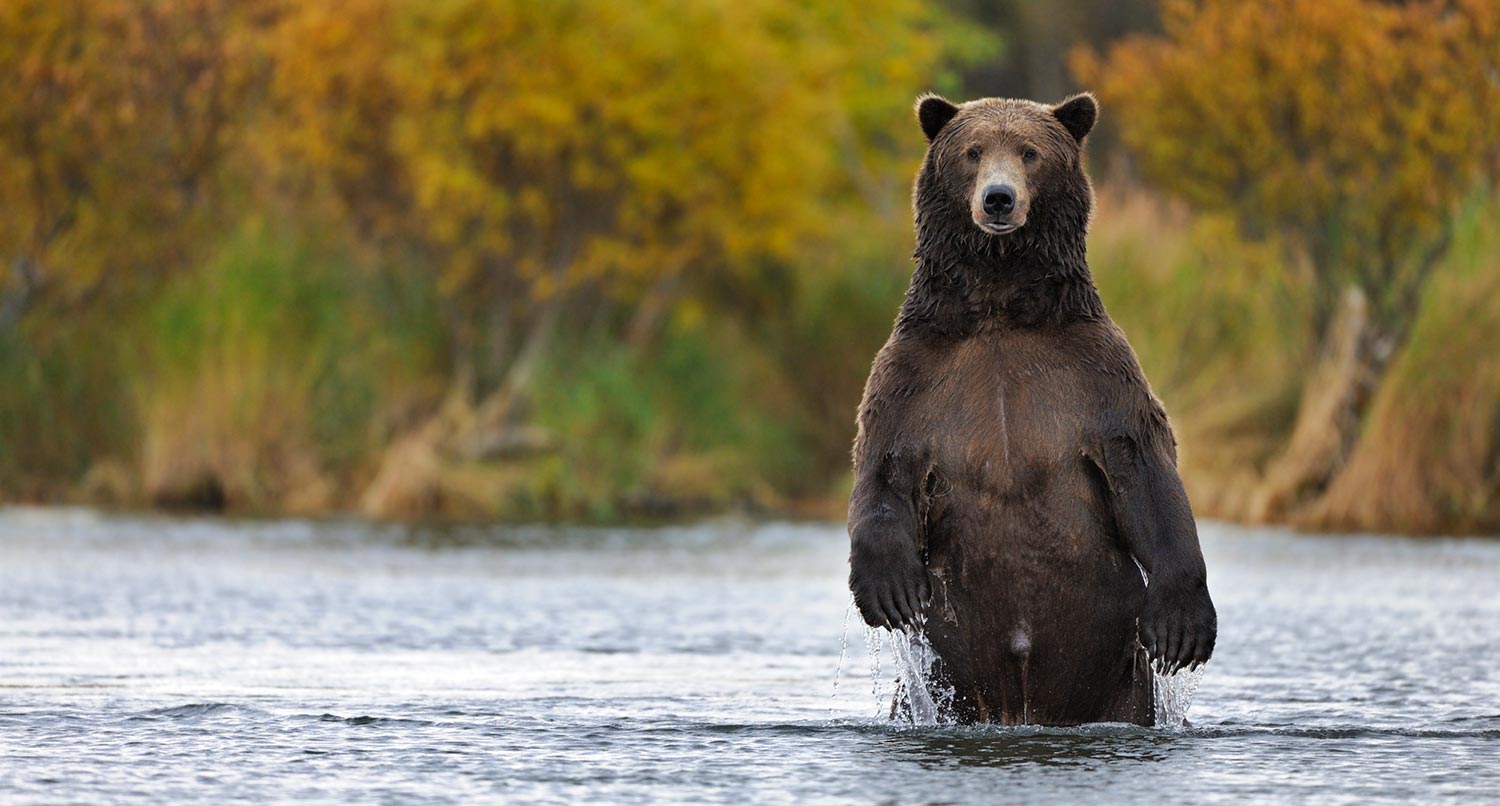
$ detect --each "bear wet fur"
[847,93,1217,726]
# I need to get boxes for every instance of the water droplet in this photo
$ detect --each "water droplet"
[829,601,855,719]
[878,623,956,725]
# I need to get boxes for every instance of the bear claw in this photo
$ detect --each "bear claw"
[850,558,929,631]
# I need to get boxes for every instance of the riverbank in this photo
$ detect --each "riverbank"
[3,187,1497,534]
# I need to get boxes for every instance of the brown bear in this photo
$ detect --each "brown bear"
[847,93,1217,726]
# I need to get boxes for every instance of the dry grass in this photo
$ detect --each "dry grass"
[1089,187,1311,519]
[1310,196,1500,533]
[131,224,435,513]
[136,340,333,512]
[1094,187,1500,534]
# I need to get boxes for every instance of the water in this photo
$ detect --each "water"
[878,611,1202,728]
[1,508,1498,804]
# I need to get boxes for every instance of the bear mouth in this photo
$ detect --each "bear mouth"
[979,221,1020,235]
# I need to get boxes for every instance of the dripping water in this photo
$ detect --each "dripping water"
[864,626,889,718]
[829,602,855,719]
[1154,665,1204,728]
[887,624,955,725]
[841,616,959,726]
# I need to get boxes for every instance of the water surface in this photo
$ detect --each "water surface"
[1,509,1496,803]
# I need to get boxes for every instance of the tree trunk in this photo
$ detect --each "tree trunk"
[1250,286,1396,522]
[625,275,679,350]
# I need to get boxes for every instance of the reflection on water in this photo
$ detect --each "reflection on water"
[1,507,1498,804]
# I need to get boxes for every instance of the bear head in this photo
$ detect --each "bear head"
[914,93,1097,240]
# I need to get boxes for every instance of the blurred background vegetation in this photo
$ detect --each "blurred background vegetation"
[1,0,1496,533]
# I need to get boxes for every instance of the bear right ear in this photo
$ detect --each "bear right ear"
[916,94,960,143]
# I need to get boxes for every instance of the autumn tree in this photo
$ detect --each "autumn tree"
[1080,0,1500,337]
[0,0,272,330]
[267,0,966,403]
[1076,0,1500,517]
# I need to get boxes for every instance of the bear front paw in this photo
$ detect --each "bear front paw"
[848,537,929,631]
[1139,581,1217,675]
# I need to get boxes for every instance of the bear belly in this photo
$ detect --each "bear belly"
[919,495,1153,726]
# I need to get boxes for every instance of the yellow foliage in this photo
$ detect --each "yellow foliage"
[0,0,982,339]
[0,0,270,299]
[266,0,963,310]
[1075,0,1500,326]
[0,0,996,518]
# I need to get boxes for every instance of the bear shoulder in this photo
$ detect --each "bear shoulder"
[1063,318,1178,461]
[851,331,938,467]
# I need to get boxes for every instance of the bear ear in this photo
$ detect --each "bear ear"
[915,93,960,143]
[1052,93,1098,143]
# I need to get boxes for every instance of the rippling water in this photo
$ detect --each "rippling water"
[1,508,1497,804]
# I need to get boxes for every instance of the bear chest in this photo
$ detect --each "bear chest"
[919,339,1090,501]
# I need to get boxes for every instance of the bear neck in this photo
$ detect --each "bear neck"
[902,179,1106,337]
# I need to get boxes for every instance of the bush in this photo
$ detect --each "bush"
[1312,190,1500,533]
[135,222,443,510]
[0,315,134,498]
[1088,189,1309,515]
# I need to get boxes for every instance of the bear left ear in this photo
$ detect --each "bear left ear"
[1052,93,1098,143]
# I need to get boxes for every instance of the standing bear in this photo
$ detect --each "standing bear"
[848,93,1217,726]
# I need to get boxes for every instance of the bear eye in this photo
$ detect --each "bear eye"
[1022,146,1039,162]
[966,146,982,161]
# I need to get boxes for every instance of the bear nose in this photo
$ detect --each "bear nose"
[983,184,1016,216]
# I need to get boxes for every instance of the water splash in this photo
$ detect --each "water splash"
[829,603,855,718]
[888,626,955,725]
[841,590,1201,728]
[842,604,952,722]
[864,625,886,718]
[1153,665,1204,728]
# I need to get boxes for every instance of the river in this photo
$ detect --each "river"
[1,508,1496,803]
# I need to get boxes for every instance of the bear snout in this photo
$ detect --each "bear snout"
[983,184,1016,216]
[970,169,1028,235]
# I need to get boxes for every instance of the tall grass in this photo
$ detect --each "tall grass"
[412,232,913,522]
[1091,187,1500,533]
[511,318,803,520]
[1089,190,1311,516]
[751,231,915,497]
[1312,191,1500,533]
[131,222,445,511]
[0,313,135,499]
